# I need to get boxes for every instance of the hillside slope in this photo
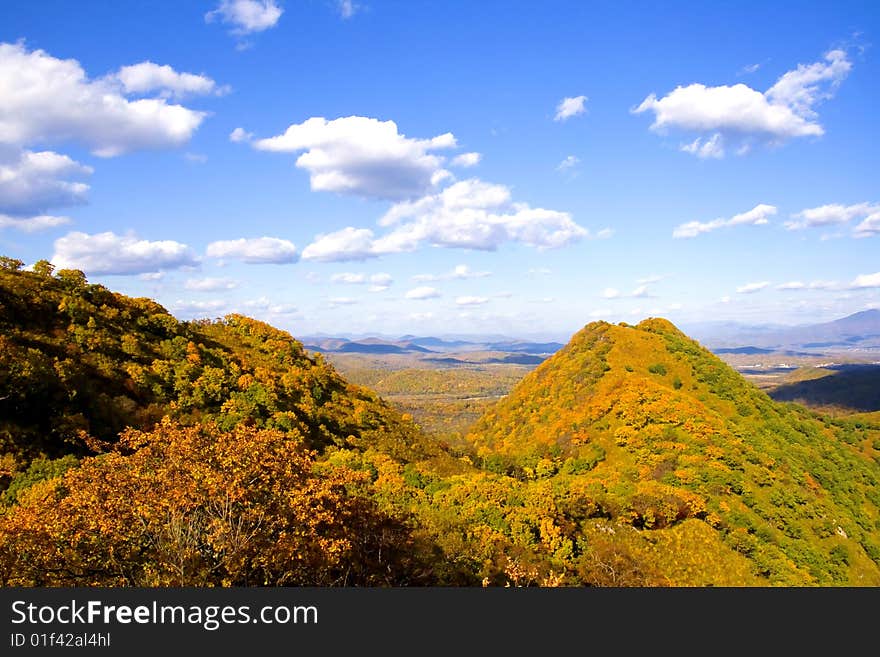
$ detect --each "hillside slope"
[463,318,880,585]
[0,262,437,467]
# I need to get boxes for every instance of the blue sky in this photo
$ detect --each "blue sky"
[1,1,878,339]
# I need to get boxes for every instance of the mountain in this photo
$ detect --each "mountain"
[2,261,879,587]
[0,261,454,586]
[0,263,437,464]
[769,365,880,412]
[465,318,880,585]
[695,310,880,351]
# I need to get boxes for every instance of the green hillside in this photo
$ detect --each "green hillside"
[461,318,880,584]
[1,260,879,586]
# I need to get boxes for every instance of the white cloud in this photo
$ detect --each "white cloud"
[0,43,207,157]
[331,272,365,284]
[776,280,838,291]
[556,155,580,173]
[0,213,70,232]
[338,1,359,19]
[171,299,227,314]
[634,50,851,156]
[855,211,880,237]
[413,263,491,282]
[368,272,393,291]
[300,177,594,260]
[680,133,724,159]
[185,277,238,291]
[740,63,761,75]
[377,178,591,251]
[52,231,197,275]
[736,281,770,294]
[451,152,481,168]
[603,284,654,299]
[554,95,588,121]
[301,227,377,262]
[785,202,879,231]
[329,297,358,306]
[589,308,609,318]
[673,203,776,238]
[720,295,731,304]
[849,272,880,289]
[229,127,254,143]
[114,62,227,99]
[765,49,851,117]
[205,0,283,35]
[140,272,164,281]
[405,286,440,300]
[206,237,298,264]
[637,274,666,284]
[0,148,91,216]
[184,152,208,163]
[243,297,299,315]
[252,116,456,200]
[456,296,489,306]
[528,267,551,275]
[409,312,434,321]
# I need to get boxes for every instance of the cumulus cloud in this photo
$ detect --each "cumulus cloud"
[634,50,852,156]
[205,0,283,35]
[602,283,655,299]
[252,116,457,200]
[171,299,227,315]
[736,281,770,294]
[451,152,481,168]
[229,127,254,143]
[338,1,359,19]
[456,296,489,306]
[0,148,91,216]
[114,62,228,99]
[300,178,594,261]
[680,133,724,159]
[673,203,776,238]
[849,272,880,289]
[637,274,666,284]
[554,95,588,121]
[776,280,838,291]
[185,277,238,291]
[855,211,880,237]
[52,231,198,275]
[0,42,208,158]
[244,297,299,315]
[405,286,440,300]
[377,178,591,251]
[206,237,298,264]
[413,264,491,282]
[330,272,366,284]
[556,155,580,172]
[301,227,376,262]
[0,213,70,232]
[785,202,879,234]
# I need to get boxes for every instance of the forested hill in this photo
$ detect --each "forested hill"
[2,258,880,587]
[0,259,437,465]
[465,318,880,584]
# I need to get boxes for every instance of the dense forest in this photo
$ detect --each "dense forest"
[1,259,879,586]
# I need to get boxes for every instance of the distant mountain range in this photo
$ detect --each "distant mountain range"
[304,310,880,361]
[688,309,880,353]
[302,335,565,358]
